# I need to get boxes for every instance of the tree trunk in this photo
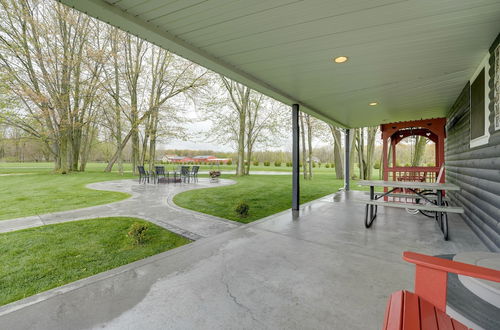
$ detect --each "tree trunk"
[299,112,308,179]
[148,106,159,173]
[236,107,246,176]
[306,114,313,179]
[330,125,344,179]
[131,96,140,174]
[412,136,427,166]
[245,147,252,175]
[365,126,377,179]
[59,128,69,173]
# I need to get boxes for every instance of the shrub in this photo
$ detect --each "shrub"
[330,163,335,168]
[253,160,259,166]
[373,160,381,170]
[234,201,249,217]
[128,222,150,245]
[227,160,232,165]
[312,163,316,168]
[325,163,330,168]
[274,161,281,167]
[286,162,292,167]
[318,163,322,168]
[263,161,270,166]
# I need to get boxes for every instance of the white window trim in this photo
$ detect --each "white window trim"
[470,54,490,148]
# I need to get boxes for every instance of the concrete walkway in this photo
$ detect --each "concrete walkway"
[0,191,487,330]
[0,178,240,240]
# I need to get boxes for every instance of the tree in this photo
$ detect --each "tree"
[411,136,427,166]
[102,30,207,173]
[206,76,286,176]
[354,126,378,179]
[328,124,344,179]
[244,98,287,174]
[0,0,108,172]
[220,77,249,176]
[299,112,309,179]
[123,35,147,174]
[102,26,125,174]
[305,113,314,179]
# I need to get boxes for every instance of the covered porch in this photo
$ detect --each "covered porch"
[0,191,486,329]
[7,0,498,328]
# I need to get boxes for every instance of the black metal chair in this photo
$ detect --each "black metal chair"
[137,166,149,183]
[180,166,190,183]
[154,166,167,184]
[189,165,200,182]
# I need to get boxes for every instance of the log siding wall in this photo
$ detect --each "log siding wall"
[446,34,500,251]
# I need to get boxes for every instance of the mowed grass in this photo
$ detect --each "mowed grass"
[0,162,379,221]
[0,171,134,220]
[0,217,190,306]
[173,174,346,223]
[0,161,344,174]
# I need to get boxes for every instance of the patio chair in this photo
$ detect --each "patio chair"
[383,251,500,329]
[180,166,190,183]
[137,165,149,184]
[154,166,167,184]
[189,166,200,182]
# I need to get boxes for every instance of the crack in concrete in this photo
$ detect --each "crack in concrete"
[220,255,267,329]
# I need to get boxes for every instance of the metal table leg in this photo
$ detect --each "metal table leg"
[437,189,448,240]
[365,185,378,228]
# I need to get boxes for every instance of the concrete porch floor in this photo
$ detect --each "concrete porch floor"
[0,191,487,330]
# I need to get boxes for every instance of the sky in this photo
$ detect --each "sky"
[159,98,333,153]
[160,120,234,151]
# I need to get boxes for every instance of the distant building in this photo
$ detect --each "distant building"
[161,154,231,164]
[162,155,193,163]
[192,155,231,164]
[306,156,321,163]
[192,155,217,162]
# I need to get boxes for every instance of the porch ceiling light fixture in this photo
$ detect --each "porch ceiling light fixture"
[333,56,348,63]
[369,102,378,106]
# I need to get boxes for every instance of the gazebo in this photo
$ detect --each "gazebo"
[381,118,447,184]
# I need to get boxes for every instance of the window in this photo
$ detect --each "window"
[470,54,490,147]
[495,44,500,130]
[471,69,485,139]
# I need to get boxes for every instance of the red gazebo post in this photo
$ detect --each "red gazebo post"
[380,118,447,186]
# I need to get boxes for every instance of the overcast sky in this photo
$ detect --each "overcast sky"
[159,100,332,153]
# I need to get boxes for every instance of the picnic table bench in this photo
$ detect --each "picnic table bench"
[356,180,463,240]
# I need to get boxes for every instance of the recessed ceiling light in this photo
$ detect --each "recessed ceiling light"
[369,102,378,106]
[333,56,348,63]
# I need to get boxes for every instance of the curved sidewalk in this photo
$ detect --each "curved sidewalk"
[0,178,240,240]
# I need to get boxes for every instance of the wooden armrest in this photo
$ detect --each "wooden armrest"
[403,251,500,282]
[403,251,500,311]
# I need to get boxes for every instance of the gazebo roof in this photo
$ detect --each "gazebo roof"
[58,0,500,127]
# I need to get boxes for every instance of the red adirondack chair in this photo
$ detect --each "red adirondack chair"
[383,251,500,329]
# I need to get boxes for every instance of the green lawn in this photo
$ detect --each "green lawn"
[0,217,190,306]
[173,174,346,223]
[0,161,350,174]
[0,161,378,221]
[0,171,134,220]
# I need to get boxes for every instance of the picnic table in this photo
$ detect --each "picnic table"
[357,180,463,240]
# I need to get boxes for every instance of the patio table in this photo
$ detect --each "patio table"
[358,180,461,240]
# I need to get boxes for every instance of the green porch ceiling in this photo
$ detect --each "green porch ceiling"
[58,0,500,127]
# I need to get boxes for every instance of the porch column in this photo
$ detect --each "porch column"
[292,104,300,210]
[344,128,350,191]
